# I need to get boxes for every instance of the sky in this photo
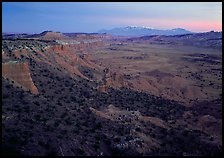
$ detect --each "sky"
[2,2,222,33]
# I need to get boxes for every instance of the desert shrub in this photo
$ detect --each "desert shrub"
[8,135,21,145]
[34,114,41,121]
[93,143,100,151]
[65,117,72,125]
[3,93,9,99]
[23,106,30,113]
[61,129,67,135]
[114,137,121,143]
[60,112,67,119]
[77,148,85,155]
[20,98,29,104]
[94,122,102,130]
[57,102,63,106]
[33,101,40,106]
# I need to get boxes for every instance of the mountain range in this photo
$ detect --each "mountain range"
[98,26,193,36]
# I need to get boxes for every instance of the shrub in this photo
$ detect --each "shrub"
[77,148,85,155]
[33,101,40,106]
[60,112,67,118]
[94,122,102,130]
[3,93,9,99]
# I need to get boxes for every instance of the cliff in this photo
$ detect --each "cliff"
[2,61,39,94]
[44,43,104,80]
[98,70,125,93]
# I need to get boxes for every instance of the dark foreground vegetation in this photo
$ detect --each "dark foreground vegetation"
[2,61,222,156]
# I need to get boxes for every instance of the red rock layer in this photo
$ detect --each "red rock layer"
[2,62,39,94]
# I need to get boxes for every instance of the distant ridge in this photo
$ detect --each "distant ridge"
[25,31,71,40]
[127,31,222,49]
[98,26,193,37]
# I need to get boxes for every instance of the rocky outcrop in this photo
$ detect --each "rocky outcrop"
[98,70,125,93]
[28,31,71,40]
[2,61,38,94]
[97,85,108,93]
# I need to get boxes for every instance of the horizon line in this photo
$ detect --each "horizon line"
[2,27,222,35]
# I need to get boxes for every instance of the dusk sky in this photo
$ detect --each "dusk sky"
[2,2,222,33]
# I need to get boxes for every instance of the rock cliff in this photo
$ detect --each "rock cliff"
[2,61,38,94]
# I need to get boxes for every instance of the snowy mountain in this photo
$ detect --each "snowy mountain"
[98,26,193,36]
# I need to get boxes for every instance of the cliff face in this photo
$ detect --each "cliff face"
[98,70,126,93]
[44,43,104,80]
[2,39,105,94]
[2,61,38,94]
[50,40,104,52]
[44,45,89,79]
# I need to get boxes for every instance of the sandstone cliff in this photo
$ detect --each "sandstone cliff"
[98,70,126,93]
[2,61,38,94]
